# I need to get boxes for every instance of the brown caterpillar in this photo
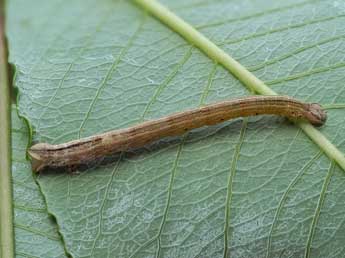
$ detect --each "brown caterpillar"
[28,95,327,172]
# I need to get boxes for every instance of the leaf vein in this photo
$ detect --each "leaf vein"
[249,34,345,71]
[265,151,323,258]
[305,162,335,258]
[141,46,194,119]
[195,0,318,29]
[89,154,124,257]
[36,9,114,130]
[223,119,247,258]
[14,223,60,241]
[266,62,345,85]
[78,14,146,138]
[155,140,185,257]
[218,14,345,46]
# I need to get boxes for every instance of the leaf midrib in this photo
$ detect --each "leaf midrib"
[134,0,345,173]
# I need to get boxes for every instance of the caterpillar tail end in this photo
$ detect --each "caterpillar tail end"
[28,143,49,173]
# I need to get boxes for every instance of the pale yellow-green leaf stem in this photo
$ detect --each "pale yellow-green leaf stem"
[134,0,345,172]
[0,1,14,257]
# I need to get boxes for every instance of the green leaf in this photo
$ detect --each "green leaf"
[11,106,67,258]
[135,0,345,171]
[7,0,345,257]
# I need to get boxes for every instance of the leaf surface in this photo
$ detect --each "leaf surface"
[7,0,345,257]
[11,107,67,258]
